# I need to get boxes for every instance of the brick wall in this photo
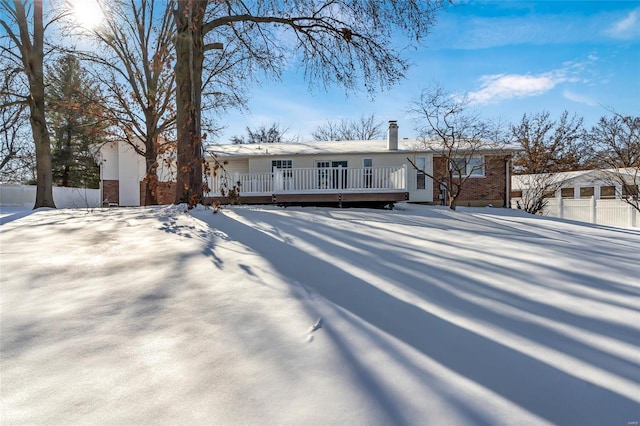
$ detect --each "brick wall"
[156,182,176,205]
[102,180,119,205]
[140,181,176,205]
[432,155,510,207]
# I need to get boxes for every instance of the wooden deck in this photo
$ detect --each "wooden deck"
[204,165,409,207]
[204,191,408,207]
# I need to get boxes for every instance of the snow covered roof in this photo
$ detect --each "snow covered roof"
[205,139,521,158]
[512,168,638,190]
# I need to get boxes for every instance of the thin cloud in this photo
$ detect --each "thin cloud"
[469,73,561,105]
[563,90,597,106]
[605,9,640,39]
[468,58,596,105]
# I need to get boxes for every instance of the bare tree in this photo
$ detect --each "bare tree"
[512,111,585,174]
[231,123,295,144]
[0,95,34,182]
[0,65,34,181]
[312,114,384,141]
[69,0,177,205]
[587,113,639,212]
[0,0,61,208]
[409,85,505,210]
[510,111,585,214]
[172,0,447,206]
[512,173,563,215]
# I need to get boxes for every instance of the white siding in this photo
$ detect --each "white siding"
[100,142,120,180]
[118,141,144,206]
[406,153,433,202]
[206,151,437,202]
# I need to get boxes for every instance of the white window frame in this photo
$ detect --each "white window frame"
[451,156,485,178]
[271,159,293,171]
[415,156,427,190]
[363,158,373,189]
[272,159,293,179]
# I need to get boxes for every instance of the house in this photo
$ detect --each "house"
[97,139,175,206]
[205,121,518,207]
[511,168,640,203]
[98,121,518,207]
[511,168,639,227]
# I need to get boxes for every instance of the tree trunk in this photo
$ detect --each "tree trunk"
[144,135,158,205]
[173,0,206,206]
[448,196,457,210]
[61,127,71,187]
[30,1,55,208]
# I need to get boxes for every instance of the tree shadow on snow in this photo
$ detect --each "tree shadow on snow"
[207,208,639,426]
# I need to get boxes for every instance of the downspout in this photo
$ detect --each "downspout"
[505,156,511,208]
[99,151,104,207]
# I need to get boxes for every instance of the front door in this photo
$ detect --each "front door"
[317,161,347,190]
[316,161,331,189]
[331,161,348,189]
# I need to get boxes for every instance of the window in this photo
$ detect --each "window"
[600,186,616,199]
[451,156,485,177]
[363,158,373,188]
[272,159,292,177]
[271,159,292,171]
[332,161,348,189]
[580,187,594,199]
[316,160,348,189]
[316,161,330,189]
[561,188,574,198]
[622,184,639,199]
[272,159,293,190]
[415,156,426,190]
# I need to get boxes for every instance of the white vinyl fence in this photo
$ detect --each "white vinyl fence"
[0,184,101,209]
[531,197,638,228]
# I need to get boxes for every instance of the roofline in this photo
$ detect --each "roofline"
[206,144,522,159]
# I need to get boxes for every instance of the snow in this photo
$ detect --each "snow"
[1,203,639,425]
[207,139,522,158]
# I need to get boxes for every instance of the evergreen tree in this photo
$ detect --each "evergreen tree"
[46,54,107,188]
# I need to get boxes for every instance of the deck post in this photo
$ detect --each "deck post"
[403,164,408,190]
[273,167,280,193]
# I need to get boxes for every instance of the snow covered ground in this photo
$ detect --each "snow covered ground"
[1,204,639,425]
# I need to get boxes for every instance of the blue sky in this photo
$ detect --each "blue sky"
[214,1,640,143]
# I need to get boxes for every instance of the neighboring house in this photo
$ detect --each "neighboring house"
[97,139,175,206]
[511,168,640,203]
[511,169,639,228]
[206,121,518,207]
[98,121,518,207]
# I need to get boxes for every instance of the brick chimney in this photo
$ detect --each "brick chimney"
[387,120,398,151]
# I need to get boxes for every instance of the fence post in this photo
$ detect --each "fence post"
[558,196,564,219]
[630,204,636,228]
[591,196,596,224]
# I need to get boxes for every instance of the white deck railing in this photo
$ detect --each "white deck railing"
[208,165,407,196]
